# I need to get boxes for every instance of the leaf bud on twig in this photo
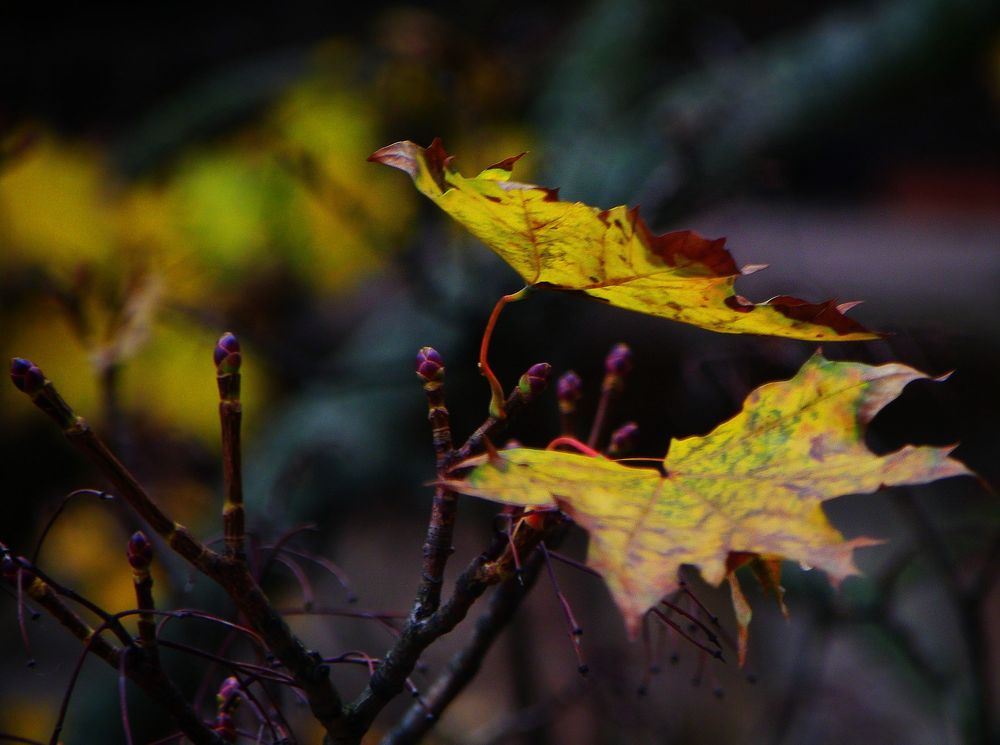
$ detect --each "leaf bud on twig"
[608,422,639,457]
[604,343,633,377]
[415,346,445,385]
[9,358,77,429]
[10,358,45,395]
[214,333,242,376]
[518,363,551,399]
[126,531,153,571]
[557,370,583,414]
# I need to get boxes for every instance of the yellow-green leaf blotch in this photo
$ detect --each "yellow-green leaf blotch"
[449,354,972,638]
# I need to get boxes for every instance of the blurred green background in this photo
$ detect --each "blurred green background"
[2,1,999,743]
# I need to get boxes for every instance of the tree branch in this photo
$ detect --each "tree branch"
[336,515,558,743]
[381,530,560,745]
[1,555,223,745]
[9,359,350,741]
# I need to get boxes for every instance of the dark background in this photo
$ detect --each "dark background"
[2,1,999,743]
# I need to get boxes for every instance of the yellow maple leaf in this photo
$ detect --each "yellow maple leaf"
[370,139,878,340]
[449,354,971,649]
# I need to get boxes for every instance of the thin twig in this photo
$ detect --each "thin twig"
[413,347,457,621]
[157,639,297,686]
[273,554,316,609]
[382,528,567,745]
[271,546,356,602]
[31,488,113,564]
[340,514,558,743]
[216,333,245,560]
[586,343,632,450]
[18,558,132,645]
[12,363,350,740]
[35,606,221,745]
[119,649,136,745]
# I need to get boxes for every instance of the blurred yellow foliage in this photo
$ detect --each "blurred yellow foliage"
[0,696,59,744]
[0,137,115,267]
[42,503,136,613]
[0,73,419,442]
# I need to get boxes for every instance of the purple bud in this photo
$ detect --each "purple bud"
[214,333,241,375]
[415,346,445,384]
[518,363,551,399]
[557,370,583,412]
[609,422,639,455]
[10,358,45,395]
[605,343,633,376]
[217,676,240,707]
[126,531,153,570]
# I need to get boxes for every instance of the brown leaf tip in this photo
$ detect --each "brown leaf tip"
[370,138,456,193]
[486,152,527,172]
[628,211,738,276]
[766,296,878,337]
[724,295,755,314]
[423,137,455,188]
[368,142,412,168]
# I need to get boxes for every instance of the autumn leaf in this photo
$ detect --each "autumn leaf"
[370,139,877,341]
[448,354,971,652]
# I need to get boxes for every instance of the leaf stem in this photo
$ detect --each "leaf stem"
[546,436,603,458]
[1,561,225,745]
[479,287,531,418]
